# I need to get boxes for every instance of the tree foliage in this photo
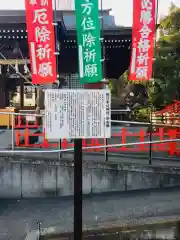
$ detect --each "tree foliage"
[151,3,180,109]
[109,4,180,112]
[109,71,149,109]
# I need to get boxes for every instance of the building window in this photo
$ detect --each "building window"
[24,86,36,106]
[25,87,33,99]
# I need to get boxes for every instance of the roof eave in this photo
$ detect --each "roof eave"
[65,27,132,36]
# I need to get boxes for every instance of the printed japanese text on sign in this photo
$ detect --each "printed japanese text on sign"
[136,66,148,78]
[84,49,96,63]
[30,0,37,4]
[36,44,51,60]
[141,0,152,9]
[44,89,111,139]
[30,0,48,6]
[38,62,53,77]
[33,9,48,24]
[81,17,95,31]
[137,52,149,65]
[82,33,96,48]
[140,9,152,24]
[139,24,152,39]
[40,0,48,6]
[85,64,98,77]
[35,26,51,42]
[81,2,93,15]
[138,38,150,52]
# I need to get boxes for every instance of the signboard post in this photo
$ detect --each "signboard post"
[74,138,82,240]
[74,0,103,238]
[44,89,111,240]
[75,0,103,84]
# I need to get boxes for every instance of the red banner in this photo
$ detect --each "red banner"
[129,0,156,81]
[25,0,57,84]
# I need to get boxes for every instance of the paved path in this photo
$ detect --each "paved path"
[1,188,180,239]
[1,150,180,168]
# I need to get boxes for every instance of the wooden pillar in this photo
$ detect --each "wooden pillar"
[36,88,44,109]
[0,67,6,108]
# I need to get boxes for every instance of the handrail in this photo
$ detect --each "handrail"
[111,120,180,128]
[111,109,131,112]
[0,110,179,156]
[0,138,179,154]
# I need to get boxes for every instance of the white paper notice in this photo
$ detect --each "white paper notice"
[44,89,111,139]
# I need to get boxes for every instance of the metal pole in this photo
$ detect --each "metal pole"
[73,1,106,237]
[100,0,108,162]
[149,110,152,165]
[54,0,62,159]
[74,138,83,240]
[149,0,159,165]
[11,114,14,154]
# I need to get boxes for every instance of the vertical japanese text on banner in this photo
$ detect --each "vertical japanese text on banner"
[25,0,57,84]
[75,0,102,84]
[129,0,156,81]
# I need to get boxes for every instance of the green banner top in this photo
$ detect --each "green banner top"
[75,0,103,84]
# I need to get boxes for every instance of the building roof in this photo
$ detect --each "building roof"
[56,0,110,11]
[0,10,131,34]
[0,10,63,23]
[155,101,180,115]
[0,6,112,23]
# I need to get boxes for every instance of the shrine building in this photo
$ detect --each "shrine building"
[0,1,132,112]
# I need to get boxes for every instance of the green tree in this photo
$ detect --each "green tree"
[152,3,180,109]
[108,71,149,110]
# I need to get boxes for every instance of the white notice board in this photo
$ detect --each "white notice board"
[44,89,111,139]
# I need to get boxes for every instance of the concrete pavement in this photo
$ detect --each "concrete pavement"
[0,127,180,239]
[1,188,180,239]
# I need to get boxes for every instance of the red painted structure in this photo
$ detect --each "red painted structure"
[14,115,180,156]
[154,101,180,125]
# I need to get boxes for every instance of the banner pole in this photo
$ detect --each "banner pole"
[149,0,159,165]
[73,0,105,237]
[54,0,62,160]
[100,0,108,163]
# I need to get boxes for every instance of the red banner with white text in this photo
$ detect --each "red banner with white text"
[129,0,156,81]
[25,0,57,84]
